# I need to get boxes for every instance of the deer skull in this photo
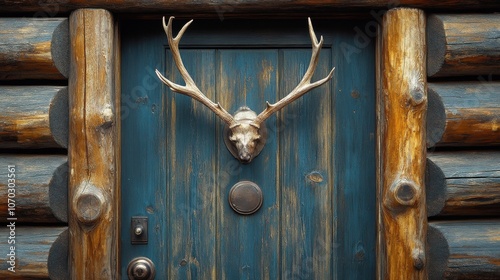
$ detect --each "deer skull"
[156,16,334,163]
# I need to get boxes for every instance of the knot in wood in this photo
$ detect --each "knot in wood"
[73,183,106,225]
[99,104,114,130]
[409,87,426,106]
[412,246,425,271]
[384,179,421,213]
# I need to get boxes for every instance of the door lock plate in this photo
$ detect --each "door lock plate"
[131,216,148,245]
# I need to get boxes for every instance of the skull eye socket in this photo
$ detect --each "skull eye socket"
[229,134,238,142]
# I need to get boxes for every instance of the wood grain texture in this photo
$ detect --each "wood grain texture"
[427,82,500,147]
[121,19,376,278]
[0,227,67,279]
[427,14,500,77]
[426,151,500,217]
[1,0,500,13]
[428,221,500,280]
[0,86,68,149]
[0,18,68,80]
[68,9,119,279]
[378,8,427,280]
[0,155,68,223]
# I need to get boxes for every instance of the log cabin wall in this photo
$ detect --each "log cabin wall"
[0,2,499,280]
[0,18,69,279]
[426,14,500,280]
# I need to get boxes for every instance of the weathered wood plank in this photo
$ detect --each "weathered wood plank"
[0,18,68,80]
[0,155,68,223]
[0,227,68,279]
[0,86,68,149]
[1,0,500,13]
[378,8,427,280]
[426,151,500,217]
[427,14,500,77]
[428,220,500,280]
[68,9,119,279]
[427,82,500,147]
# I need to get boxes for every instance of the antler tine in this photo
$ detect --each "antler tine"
[155,16,234,126]
[252,17,335,127]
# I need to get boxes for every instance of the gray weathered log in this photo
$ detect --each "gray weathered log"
[427,14,500,77]
[0,18,68,80]
[0,155,68,223]
[426,151,500,217]
[1,0,500,14]
[427,82,500,147]
[0,86,68,149]
[428,220,500,280]
[0,227,68,279]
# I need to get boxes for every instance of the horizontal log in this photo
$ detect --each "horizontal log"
[0,0,500,14]
[428,220,500,280]
[426,151,500,217]
[427,14,500,77]
[0,86,68,149]
[427,82,500,147]
[0,227,68,279]
[0,155,68,223]
[0,18,68,80]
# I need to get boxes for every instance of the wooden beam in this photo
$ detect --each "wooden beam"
[1,0,500,14]
[427,14,500,77]
[427,82,500,148]
[378,8,427,280]
[428,220,500,279]
[0,18,68,80]
[0,227,68,279]
[0,86,68,149]
[426,151,500,217]
[0,155,68,223]
[68,9,119,279]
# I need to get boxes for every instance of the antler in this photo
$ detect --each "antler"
[252,17,335,127]
[155,16,235,126]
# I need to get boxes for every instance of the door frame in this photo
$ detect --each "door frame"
[66,6,428,280]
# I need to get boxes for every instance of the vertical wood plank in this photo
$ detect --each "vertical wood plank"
[165,49,217,279]
[68,9,119,279]
[217,49,279,280]
[280,49,333,280]
[378,8,427,280]
[120,20,167,277]
[332,24,376,279]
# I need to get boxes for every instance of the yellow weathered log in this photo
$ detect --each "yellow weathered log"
[68,9,120,279]
[378,8,427,280]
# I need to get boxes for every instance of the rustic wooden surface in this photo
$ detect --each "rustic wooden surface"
[0,227,67,279]
[1,0,500,14]
[0,18,68,80]
[69,9,119,279]
[428,220,500,279]
[0,155,68,223]
[426,151,500,217]
[0,86,68,149]
[427,14,500,77]
[378,8,427,280]
[121,18,376,278]
[427,82,500,147]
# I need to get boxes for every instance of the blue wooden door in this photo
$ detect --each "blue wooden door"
[121,19,375,279]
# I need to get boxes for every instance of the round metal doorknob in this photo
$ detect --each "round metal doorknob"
[127,257,155,280]
[228,181,263,215]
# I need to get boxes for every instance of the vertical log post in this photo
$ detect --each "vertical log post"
[69,9,119,279]
[378,8,427,280]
